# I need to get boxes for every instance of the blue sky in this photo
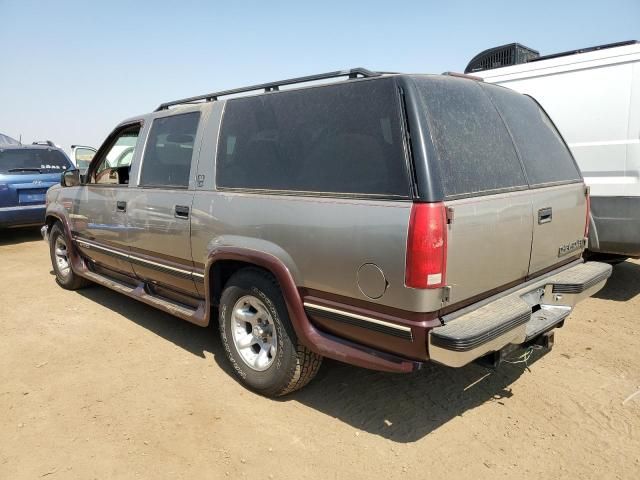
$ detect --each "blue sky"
[1,0,639,153]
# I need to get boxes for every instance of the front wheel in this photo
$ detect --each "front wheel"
[219,268,322,397]
[49,223,90,290]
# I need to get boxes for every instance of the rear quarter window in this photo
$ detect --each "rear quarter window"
[413,76,527,198]
[216,78,410,197]
[481,83,581,186]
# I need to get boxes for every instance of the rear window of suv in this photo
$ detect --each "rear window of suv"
[413,76,528,198]
[480,83,581,187]
[413,76,581,198]
[216,78,410,197]
[0,148,71,174]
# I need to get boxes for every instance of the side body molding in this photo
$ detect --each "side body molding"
[45,217,421,373]
[204,246,421,373]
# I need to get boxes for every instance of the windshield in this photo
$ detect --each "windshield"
[0,148,72,174]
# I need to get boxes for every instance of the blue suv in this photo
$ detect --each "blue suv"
[0,142,74,228]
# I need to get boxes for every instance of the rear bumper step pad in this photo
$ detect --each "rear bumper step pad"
[549,261,612,294]
[428,261,612,367]
[431,296,530,352]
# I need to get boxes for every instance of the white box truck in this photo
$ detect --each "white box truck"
[467,41,640,259]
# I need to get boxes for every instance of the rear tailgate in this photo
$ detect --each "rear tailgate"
[0,173,62,207]
[480,83,587,274]
[445,190,533,305]
[411,77,534,304]
[408,76,585,306]
[529,184,587,273]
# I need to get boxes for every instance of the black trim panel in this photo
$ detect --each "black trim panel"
[305,305,414,341]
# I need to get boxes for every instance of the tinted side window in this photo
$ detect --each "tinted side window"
[216,79,409,196]
[414,77,527,198]
[481,84,581,186]
[140,112,200,188]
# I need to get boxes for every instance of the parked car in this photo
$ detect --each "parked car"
[42,68,612,397]
[467,40,640,261]
[0,142,74,228]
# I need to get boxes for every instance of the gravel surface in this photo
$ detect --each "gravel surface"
[1,228,639,479]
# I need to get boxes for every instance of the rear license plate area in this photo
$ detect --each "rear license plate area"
[18,189,46,204]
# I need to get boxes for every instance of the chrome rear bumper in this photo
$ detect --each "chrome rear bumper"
[428,261,612,367]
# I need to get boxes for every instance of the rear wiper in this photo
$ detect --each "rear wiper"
[7,167,43,173]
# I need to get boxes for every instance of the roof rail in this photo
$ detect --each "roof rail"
[441,71,484,81]
[155,67,382,111]
[32,140,56,147]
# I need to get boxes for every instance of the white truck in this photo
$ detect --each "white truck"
[467,40,640,259]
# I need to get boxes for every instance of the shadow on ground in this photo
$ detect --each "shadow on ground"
[593,260,640,302]
[287,353,542,442]
[0,227,42,246]
[76,283,542,443]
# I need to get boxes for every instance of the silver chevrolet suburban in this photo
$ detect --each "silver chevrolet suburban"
[42,68,612,397]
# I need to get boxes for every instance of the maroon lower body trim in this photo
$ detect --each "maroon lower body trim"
[301,289,441,361]
[204,248,424,373]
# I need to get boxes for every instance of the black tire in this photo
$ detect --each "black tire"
[49,223,90,290]
[219,268,322,397]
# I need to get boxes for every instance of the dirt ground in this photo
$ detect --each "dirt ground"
[0,228,639,480]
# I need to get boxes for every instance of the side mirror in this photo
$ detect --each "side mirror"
[61,169,80,187]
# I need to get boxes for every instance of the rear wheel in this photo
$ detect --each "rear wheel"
[219,268,322,397]
[49,223,90,290]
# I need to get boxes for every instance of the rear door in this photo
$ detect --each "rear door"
[411,77,534,304]
[126,110,202,297]
[481,84,587,274]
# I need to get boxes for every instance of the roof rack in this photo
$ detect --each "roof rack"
[155,67,382,111]
[32,140,56,147]
[441,71,484,81]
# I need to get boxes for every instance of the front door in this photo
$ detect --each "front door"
[71,123,142,277]
[125,111,202,297]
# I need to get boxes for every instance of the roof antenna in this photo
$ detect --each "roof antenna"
[18,134,22,145]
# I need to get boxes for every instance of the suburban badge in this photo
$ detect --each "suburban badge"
[558,239,586,257]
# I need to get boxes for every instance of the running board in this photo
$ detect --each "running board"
[80,270,208,327]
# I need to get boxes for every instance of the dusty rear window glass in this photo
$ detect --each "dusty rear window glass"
[216,78,409,197]
[413,76,527,198]
[481,84,581,186]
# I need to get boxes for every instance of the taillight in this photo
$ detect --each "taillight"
[584,185,591,237]
[405,202,447,289]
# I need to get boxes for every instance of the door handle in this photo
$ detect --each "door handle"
[116,201,126,212]
[538,207,552,224]
[174,205,190,219]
